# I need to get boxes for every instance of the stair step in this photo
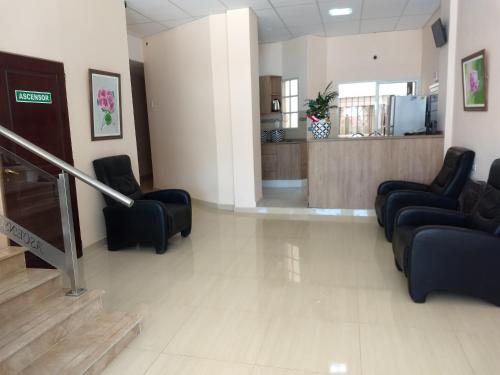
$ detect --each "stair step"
[18,311,142,375]
[0,269,61,321]
[0,290,104,374]
[0,247,25,281]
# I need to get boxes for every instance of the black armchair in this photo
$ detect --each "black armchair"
[93,155,192,254]
[375,147,475,241]
[392,159,500,305]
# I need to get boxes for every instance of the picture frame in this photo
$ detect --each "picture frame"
[461,49,487,111]
[89,69,123,140]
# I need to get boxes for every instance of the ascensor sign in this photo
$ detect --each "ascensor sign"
[15,90,52,104]
[0,215,64,269]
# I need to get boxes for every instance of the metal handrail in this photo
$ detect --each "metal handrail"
[0,125,133,207]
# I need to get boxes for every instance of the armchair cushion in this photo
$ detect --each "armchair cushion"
[377,181,428,195]
[428,147,475,198]
[374,147,474,237]
[383,190,458,241]
[391,158,500,305]
[407,226,500,305]
[144,189,191,206]
[93,155,192,253]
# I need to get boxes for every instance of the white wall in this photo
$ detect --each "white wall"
[144,9,261,208]
[227,8,262,207]
[438,0,453,141]
[0,0,139,247]
[449,0,500,180]
[144,18,220,204]
[421,11,440,95]
[325,30,423,87]
[209,15,235,207]
[259,43,282,76]
[128,34,144,62]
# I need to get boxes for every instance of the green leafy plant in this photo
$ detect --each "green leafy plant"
[306,82,338,122]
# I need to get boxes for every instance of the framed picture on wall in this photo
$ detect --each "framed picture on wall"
[461,49,487,111]
[89,69,123,140]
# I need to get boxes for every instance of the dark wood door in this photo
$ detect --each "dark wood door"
[0,51,82,268]
[129,60,153,186]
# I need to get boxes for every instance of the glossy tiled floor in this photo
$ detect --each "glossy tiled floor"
[258,187,308,208]
[81,206,500,375]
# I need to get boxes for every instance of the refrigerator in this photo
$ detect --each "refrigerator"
[387,95,427,136]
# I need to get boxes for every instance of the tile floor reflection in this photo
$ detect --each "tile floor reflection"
[79,205,500,375]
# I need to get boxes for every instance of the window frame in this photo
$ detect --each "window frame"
[282,78,299,129]
[337,79,420,135]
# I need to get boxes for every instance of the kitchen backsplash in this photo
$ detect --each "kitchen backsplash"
[261,111,307,140]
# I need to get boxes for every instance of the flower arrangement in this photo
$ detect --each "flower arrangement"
[305,82,338,122]
[97,89,115,126]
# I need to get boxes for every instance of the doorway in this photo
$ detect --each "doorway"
[129,60,153,192]
[0,51,82,268]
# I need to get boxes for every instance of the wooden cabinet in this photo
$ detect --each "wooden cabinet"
[261,142,307,180]
[260,75,282,115]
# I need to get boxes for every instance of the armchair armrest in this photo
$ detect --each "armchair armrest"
[395,207,467,228]
[143,189,191,206]
[377,180,429,195]
[103,200,169,251]
[104,200,167,225]
[384,190,459,241]
[407,226,500,303]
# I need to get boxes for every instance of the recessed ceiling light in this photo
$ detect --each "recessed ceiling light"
[329,8,353,16]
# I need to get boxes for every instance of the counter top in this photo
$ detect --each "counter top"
[308,134,444,142]
[262,140,307,145]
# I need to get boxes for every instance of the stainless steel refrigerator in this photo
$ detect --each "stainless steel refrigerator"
[387,95,427,136]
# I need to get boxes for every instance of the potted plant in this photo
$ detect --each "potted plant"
[306,82,338,139]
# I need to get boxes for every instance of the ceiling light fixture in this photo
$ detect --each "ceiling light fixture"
[329,8,353,16]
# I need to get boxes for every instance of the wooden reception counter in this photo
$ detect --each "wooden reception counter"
[308,135,445,209]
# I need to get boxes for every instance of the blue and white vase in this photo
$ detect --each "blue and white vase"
[310,119,331,139]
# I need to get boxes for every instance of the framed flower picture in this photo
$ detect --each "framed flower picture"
[461,49,487,111]
[89,69,123,140]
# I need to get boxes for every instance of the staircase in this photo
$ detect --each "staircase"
[0,246,141,375]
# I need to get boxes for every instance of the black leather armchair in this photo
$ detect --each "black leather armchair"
[375,147,475,241]
[392,159,500,305]
[93,155,192,254]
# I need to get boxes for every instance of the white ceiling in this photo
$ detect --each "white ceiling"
[126,0,440,42]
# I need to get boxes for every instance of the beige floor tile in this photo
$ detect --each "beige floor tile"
[256,317,361,374]
[198,276,285,314]
[101,347,160,375]
[457,332,500,375]
[145,354,253,375]
[360,324,473,375]
[356,261,405,290]
[252,365,319,374]
[357,288,454,331]
[275,284,359,323]
[165,307,270,364]
[80,206,496,375]
[127,303,195,352]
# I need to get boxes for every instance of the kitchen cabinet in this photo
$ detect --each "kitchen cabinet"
[261,142,307,180]
[260,75,282,115]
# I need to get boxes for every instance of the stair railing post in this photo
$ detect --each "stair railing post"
[57,171,86,296]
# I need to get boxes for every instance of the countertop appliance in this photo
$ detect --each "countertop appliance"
[388,95,427,136]
[272,99,281,112]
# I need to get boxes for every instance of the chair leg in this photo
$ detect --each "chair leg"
[181,227,191,237]
[409,285,427,303]
[155,243,168,254]
[394,257,403,272]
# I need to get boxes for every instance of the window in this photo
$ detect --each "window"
[338,80,417,136]
[282,78,299,128]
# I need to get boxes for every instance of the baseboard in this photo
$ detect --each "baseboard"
[235,206,376,218]
[262,179,308,188]
[192,198,234,211]
[83,238,107,251]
